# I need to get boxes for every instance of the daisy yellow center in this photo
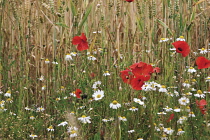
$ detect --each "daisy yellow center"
[186,93,190,95]
[167,128,171,130]
[168,92,172,95]
[179,36,184,39]
[71,130,76,134]
[7,98,12,101]
[71,111,75,114]
[162,134,166,137]
[31,134,36,136]
[45,59,49,61]
[66,53,70,55]
[48,126,53,129]
[105,71,109,73]
[122,116,126,119]
[184,80,189,83]
[201,48,205,51]
[61,86,64,89]
[7,90,11,93]
[186,106,190,109]
[82,115,86,118]
[161,38,166,40]
[178,128,182,131]
[96,94,101,98]
[197,90,202,94]
[207,77,210,79]
[191,79,196,82]
[190,112,194,114]
[132,107,136,109]
[161,85,166,88]
[73,52,77,54]
[112,100,118,104]
[182,100,186,102]
[30,116,34,118]
[56,98,60,101]
[189,67,193,69]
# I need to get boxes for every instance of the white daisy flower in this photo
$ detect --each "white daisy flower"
[65,53,73,61]
[70,52,77,56]
[178,96,190,106]
[52,61,58,65]
[118,116,127,121]
[163,106,173,112]
[187,67,196,73]
[174,107,181,112]
[47,125,54,131]
[109,100,121,109]
[133,98,144,105]
[38,75,44,81]
[182,80,191,88]
[194,90,205,98]
[129,107,138,112]
[68,126,78,137]
[128,130,135,134]
[103,71,110,76]
[45,59,50,64]
[188,112,195,117]
[87,55,97,61]
[159,85,167,93]
[4,90,11,97]
[176,36,185,41]
[29,134,38,139]
[30,116,35,120]
[157,112,167,115]
[205,76,210,82]
[92,90,104,101]
[102,119,109,122]
[177,128,185,135]
[163,128,174,135]
[36,106,45,112]
[78,115,91,124]
[58,121,68,126]
[159,38,169,42]
[198,48,208,54]
[177,116,187,124]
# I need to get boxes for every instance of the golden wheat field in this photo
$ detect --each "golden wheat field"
[0,0,210,139]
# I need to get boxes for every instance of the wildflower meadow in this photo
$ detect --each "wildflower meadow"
[0,0,210,139]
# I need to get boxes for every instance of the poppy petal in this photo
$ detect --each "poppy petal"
[72,36,82,45]
[77,42,89,51]
[172,41,190,57]
[196,56,210,69]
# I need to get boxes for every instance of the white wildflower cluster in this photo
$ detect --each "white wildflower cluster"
[198,48,210,54]
[176,36,185,41]
[65,52,78,61]
[92,81,101,89]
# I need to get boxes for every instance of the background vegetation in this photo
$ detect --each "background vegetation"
[0,0,210,139]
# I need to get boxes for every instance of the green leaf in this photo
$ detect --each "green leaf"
[70,1,77,17]
[77,3,93,35]
[157,19,173,36]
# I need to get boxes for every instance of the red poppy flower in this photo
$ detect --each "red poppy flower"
[172,41,190,57]
[125,0,134,2]
[152,67,161,73]
[130,62,153,76]
[72,33,89,51]
[196,56,210,69]
[120,69,134,84]
[167,113,174,122]
[75,89,82,99]
[130,75,150,90]
[196,99,207,114]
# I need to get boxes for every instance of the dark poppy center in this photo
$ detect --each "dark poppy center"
[178,48,183,51]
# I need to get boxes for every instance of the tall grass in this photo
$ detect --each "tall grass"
[0,0,210,139]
